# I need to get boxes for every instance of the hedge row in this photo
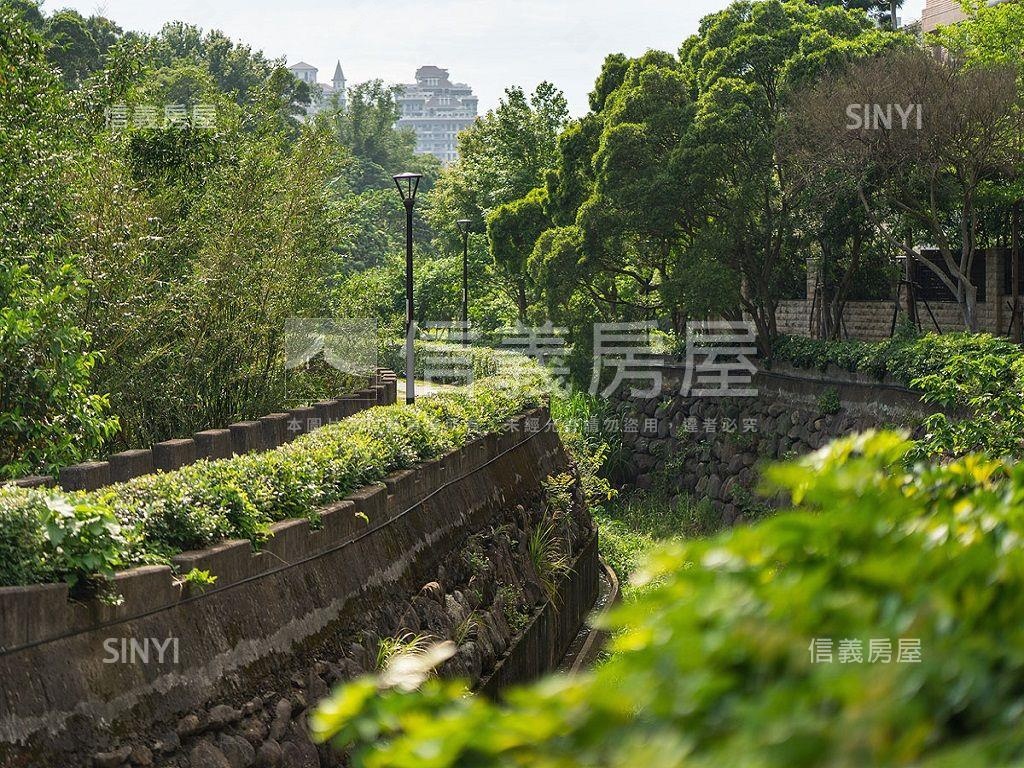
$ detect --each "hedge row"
[313,431,1024,767]
[773,332,1024,457]
[0,365,550,587]
[772,332,1021,387]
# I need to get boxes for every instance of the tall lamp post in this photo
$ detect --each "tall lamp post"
[393,172,423,404]
[456,219,471,346]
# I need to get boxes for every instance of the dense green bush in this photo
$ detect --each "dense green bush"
[0,10,119,479]
[773,332,1024,457]
[0,365,549,587]
[312,431,1024,766]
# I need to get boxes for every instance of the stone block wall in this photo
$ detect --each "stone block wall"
[612,363,935,525]
[776,298,1001,341]
[777,248,1008,341]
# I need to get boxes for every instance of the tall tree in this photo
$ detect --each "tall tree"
[427,82,568,322]
[794,50,1024,331]
[676,0,900,349]
[806,0,904,28]
[328,80,439,194]
[0,9,116,476]
[487,187,551,320]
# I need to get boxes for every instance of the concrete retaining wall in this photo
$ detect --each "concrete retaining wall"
[0,405,595,767]
[12,372,399,492]
[480,530,600,694]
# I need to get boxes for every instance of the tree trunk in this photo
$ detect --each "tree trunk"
[962,281,978,332]
[1013,203,1022,342]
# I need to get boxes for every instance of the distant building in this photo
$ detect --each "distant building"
[287,60,346,116]
[920,0,967,33]
[920,0,1015,34]
[395,66,478,164]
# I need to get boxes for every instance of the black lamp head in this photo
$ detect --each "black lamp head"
[393,172,423,204]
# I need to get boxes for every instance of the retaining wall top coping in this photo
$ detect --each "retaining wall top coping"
[7,373,392,492]
[759,361,913,392]
[0,405,549,652]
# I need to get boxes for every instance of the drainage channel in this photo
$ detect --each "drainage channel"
[557,557,621,674]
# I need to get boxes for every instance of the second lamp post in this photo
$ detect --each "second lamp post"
[456,219,471,346]
[393,172,423,405]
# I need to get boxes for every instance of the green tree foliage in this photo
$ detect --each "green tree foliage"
[677,0,900,348]
[328,80,441,193]
[575,50,694,328]
[45,9,101,86]
[427,83,568,324]
[806,0,903,28]
[0,10,117,478]
[930,0,1024,72]
[487,187,551,320]
[313,431,1024,766]
[526,1,901,355]
[1,1,124,86]
[152,23,282,104]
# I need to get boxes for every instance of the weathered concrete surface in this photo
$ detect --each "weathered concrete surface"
[0,407,593,768]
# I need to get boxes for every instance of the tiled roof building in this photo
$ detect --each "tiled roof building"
[286,60,346,116]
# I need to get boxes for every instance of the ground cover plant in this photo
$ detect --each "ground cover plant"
[773,332,1024,457]
[312,431,1024,767]
[0,364,549,588]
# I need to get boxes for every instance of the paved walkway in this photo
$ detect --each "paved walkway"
[396,379,461,400]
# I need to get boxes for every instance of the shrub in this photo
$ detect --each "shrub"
[0,11,118,479]
[38,497,125,591]
[0,489,51,586]
[816,386,841,415]
[0,489,125,590]
[0,364,550,587]
[773,333,1024,457]
[311,432,1024,766]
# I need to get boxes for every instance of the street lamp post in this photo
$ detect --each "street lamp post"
[456,219,471,346]
[393,172,423,405]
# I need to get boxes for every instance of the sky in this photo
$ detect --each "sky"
[49,0,927,116]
